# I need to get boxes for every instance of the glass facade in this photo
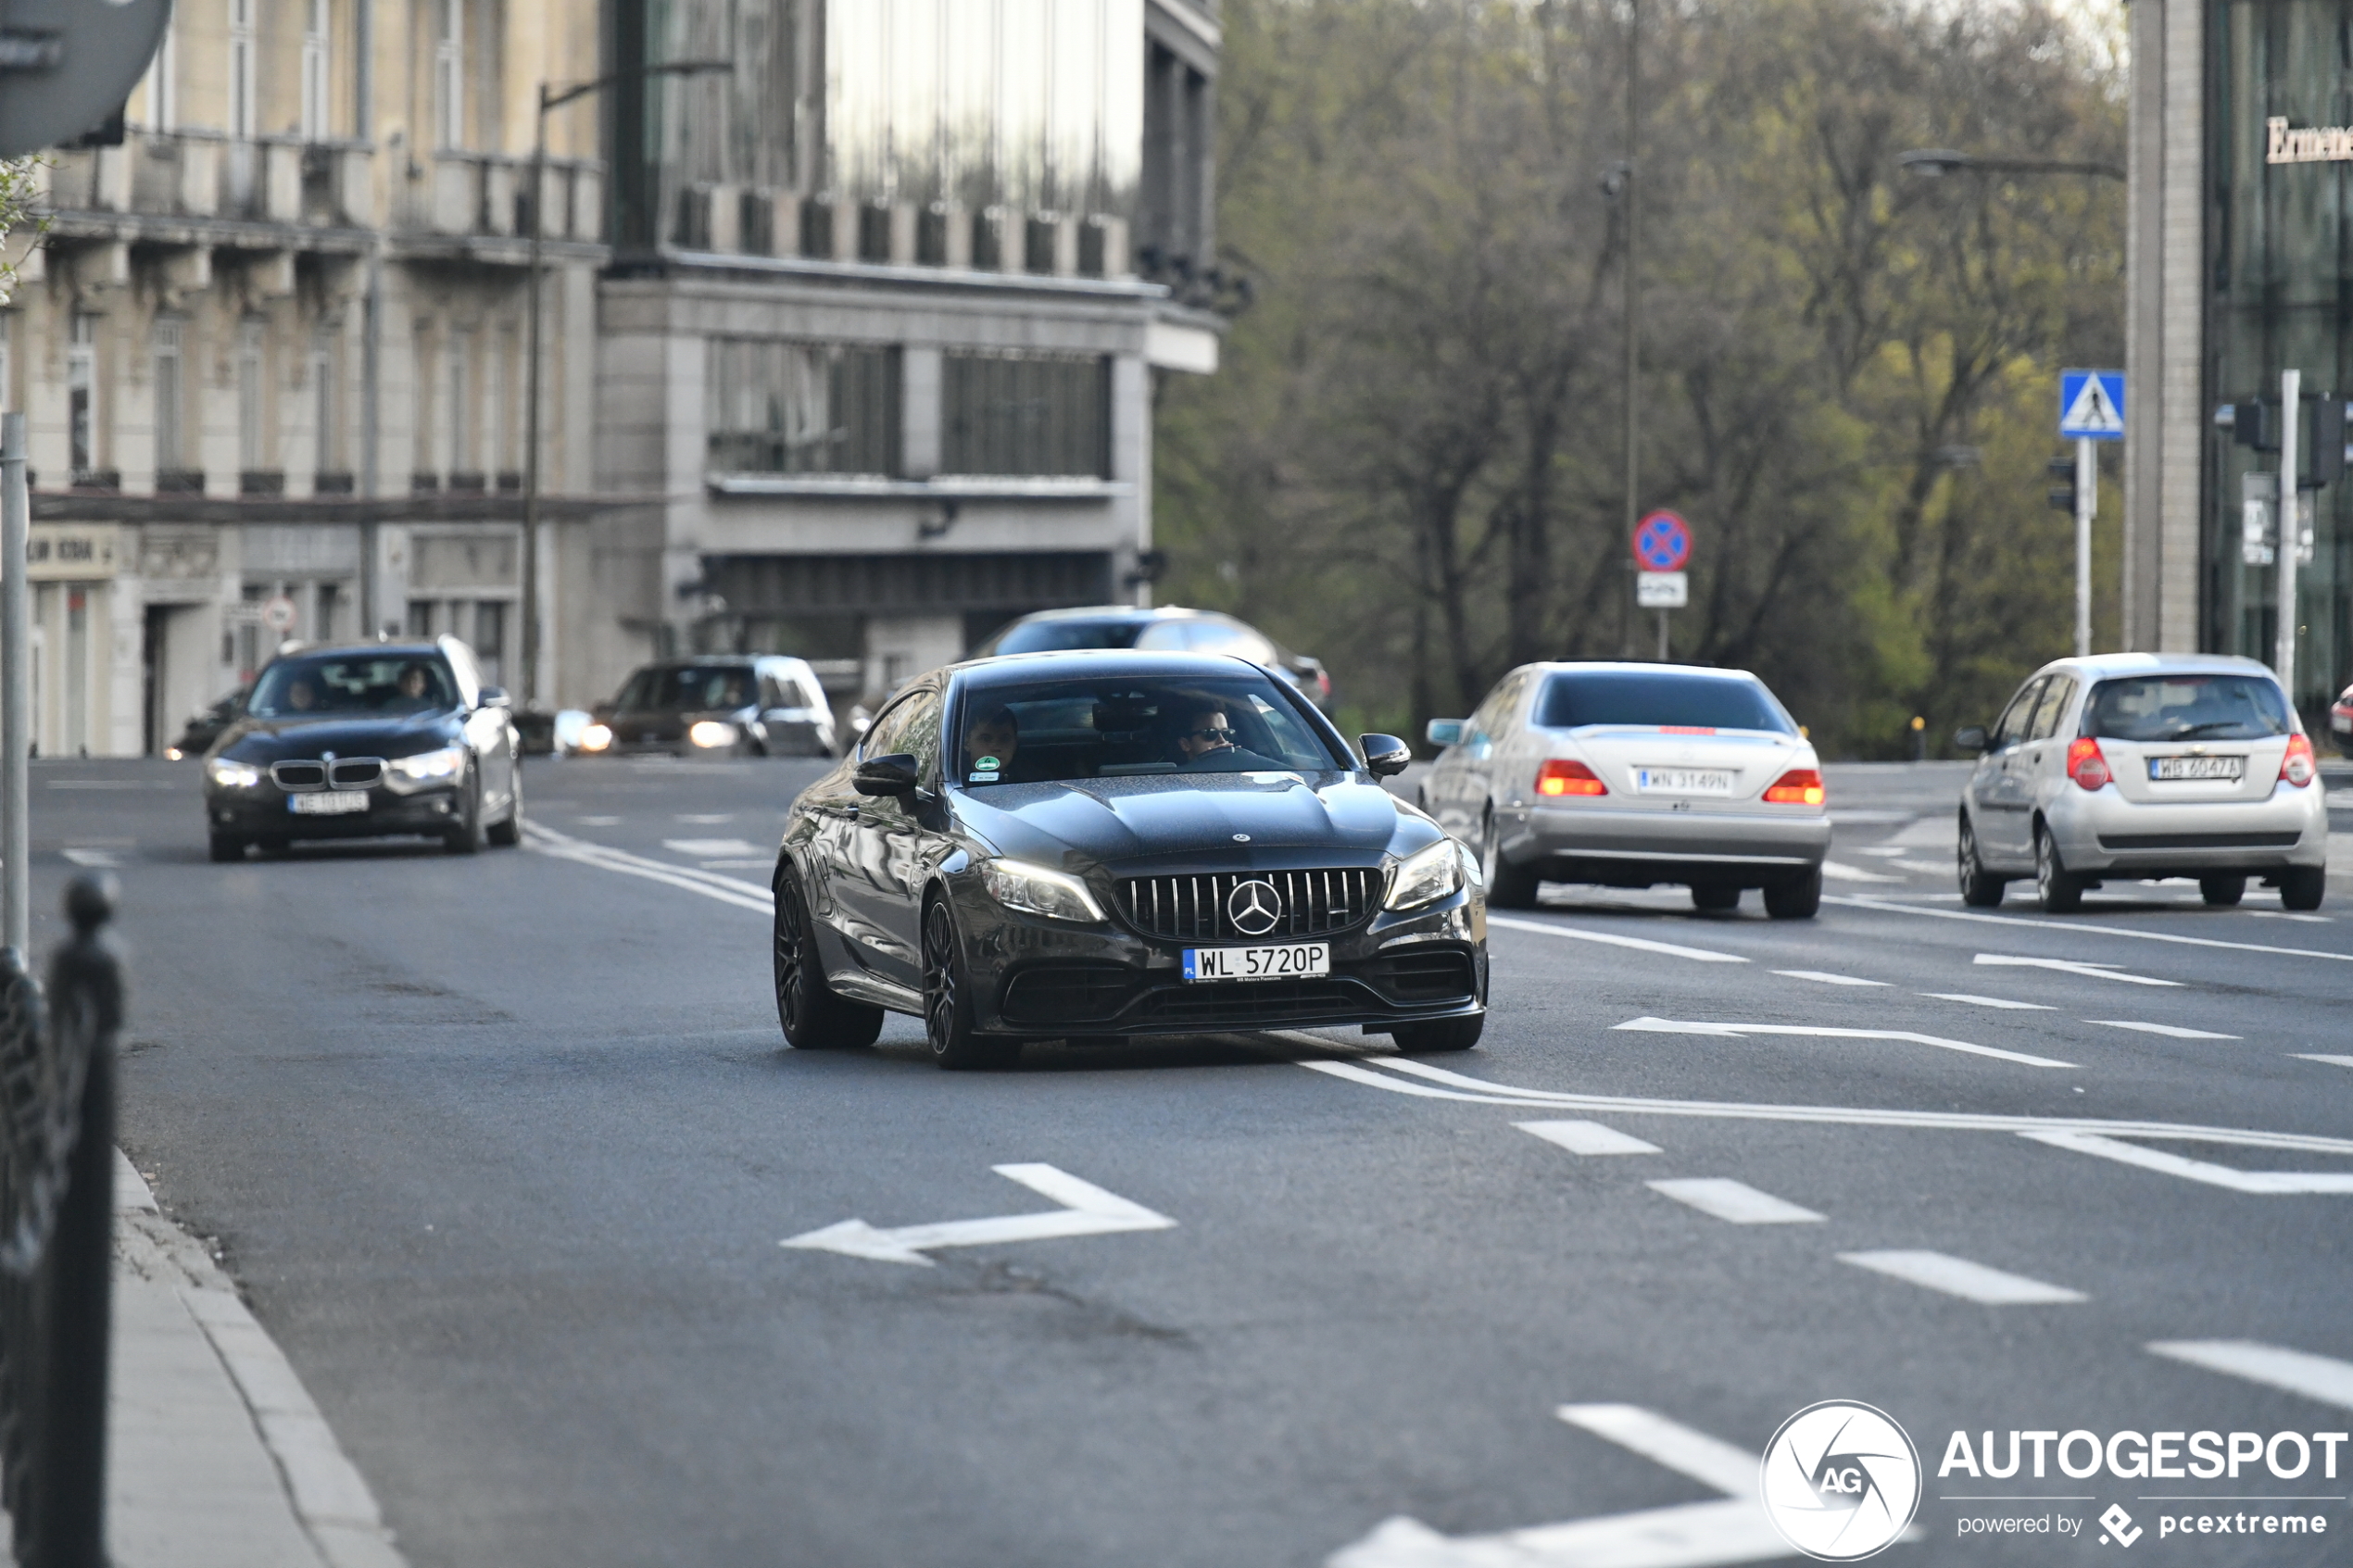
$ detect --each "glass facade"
[707,340,902,476]
[2209,0,2353,705]
[941,350,1110,476]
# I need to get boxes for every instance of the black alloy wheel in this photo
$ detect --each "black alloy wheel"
[1763,867,1822,921]
[1690,884,1742,913]
[1957,815,2006,908]
[922,897,1018,1071]
[772,873,883,1049]
[2033,825,2084,913]
[1392,1014,1484,1053]
[486,756,523,847]
[2198,873,2246,907]
[2281,864,2327,911]
[1479,809,1541,909]
[444,769,484,855]
[208,832,245,863]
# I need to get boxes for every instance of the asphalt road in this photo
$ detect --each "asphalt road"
[38,755,2353,1567]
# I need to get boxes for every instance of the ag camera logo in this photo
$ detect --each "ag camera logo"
[1760,1400,1922,1561]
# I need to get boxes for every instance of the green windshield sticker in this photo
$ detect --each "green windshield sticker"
[975,756,1000,771]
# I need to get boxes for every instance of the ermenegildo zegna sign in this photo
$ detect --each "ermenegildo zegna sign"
[2268,117,2353,162]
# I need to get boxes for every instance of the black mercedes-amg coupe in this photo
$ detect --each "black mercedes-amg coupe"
[770,650,1489,1069]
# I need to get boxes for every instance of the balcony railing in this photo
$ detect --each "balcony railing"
[398,152,602,245]
[42,130,372,230]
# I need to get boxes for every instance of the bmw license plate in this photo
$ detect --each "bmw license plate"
[289,791,371,815]
[1183,943,1330,982]
[1632,768,1734,796]
[2149,755,2244,782]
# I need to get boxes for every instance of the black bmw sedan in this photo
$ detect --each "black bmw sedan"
[200,636,522,860]
[770,650,1488,1069]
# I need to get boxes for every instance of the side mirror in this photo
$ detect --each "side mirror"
[477,685,510,709]
[1426,718,1466,748]
[1360,734,1412,777]
[853,752,921,797]
[1954,724,1989,754]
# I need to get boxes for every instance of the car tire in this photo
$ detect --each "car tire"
[444,771,484,856]
[1764,868,1822,920]
[2281,865,2326,911]
[2033,824,2084,913]
[2198,874,2246,907]
[1690,884,1741,913]
[923,897,1019,1071]
[1957,815,2006,908]
[486,759,522,847]
[773,873,885,1049]
[208,833,245,863]
[1480,811,1541,910]
[1391,1014,1484,1053]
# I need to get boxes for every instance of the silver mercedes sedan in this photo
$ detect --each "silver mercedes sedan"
[1418,662,1831,917]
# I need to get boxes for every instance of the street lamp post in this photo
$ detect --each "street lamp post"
[521,58,729,710]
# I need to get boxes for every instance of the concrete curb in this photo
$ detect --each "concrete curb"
[115,1152,408,1568]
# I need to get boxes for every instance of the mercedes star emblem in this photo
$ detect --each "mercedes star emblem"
[1227,879,1283,937]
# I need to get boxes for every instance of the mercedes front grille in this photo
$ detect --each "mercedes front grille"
[1115,869,1380,943]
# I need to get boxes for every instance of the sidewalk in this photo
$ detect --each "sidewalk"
[108,1152,406,1568]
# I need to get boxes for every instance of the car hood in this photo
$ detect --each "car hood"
[218,710,463,760]
[957,771,1430,872]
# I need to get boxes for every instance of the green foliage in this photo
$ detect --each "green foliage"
[1156,0,2124,756]
[0,157,49,307]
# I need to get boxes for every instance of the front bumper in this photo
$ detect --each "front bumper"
[207,784,462,840]
[1500,803,1831,888]
[2044,784,2328,875]
[951,882,1488,1039]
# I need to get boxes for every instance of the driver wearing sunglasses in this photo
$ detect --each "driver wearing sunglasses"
[1175,705,1281,771]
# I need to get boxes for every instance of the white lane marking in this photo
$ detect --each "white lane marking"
[779,1164,1176,1266]
[674,813,735,823]
[1516,1119,1662,1156]
[1894,859,1950,875]
[1975,953,2182,987]
[574,815,621,826]
[699,858,777,870]
[2017,1130,2353,1194]
[1774,970,1889,986]
[1822,859,1905,883]
[522,821,774,914]
[1646,1178,1824,1224]
[2147,1341,2353,1413]
[1921,993,2055,1010]
[1614,1015,2074,1069]
[1838,1249,2086,1304]
[44,779,178,790]
[2085,1020,2240,1040]
[1856,847,1908,859]
[2243,909,2334,923]
[1828,895,2353,964]
[1327,1407,1790,1568]
[61,847,120,867]
[661,836,764,857]
[2296,1054,2353,1069]
[1310,1055,2353,1158]
[1486,915,1749,964]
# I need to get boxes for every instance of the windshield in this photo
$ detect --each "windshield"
[248,656,458,719]
[617,667,756,713]
[987,620,1147,656]
[956,674,1342,785]
[1535,671,1796,734]
[2085,674,2291,742]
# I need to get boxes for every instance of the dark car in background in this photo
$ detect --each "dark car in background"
[166,686,248,760]
[769,650,1481,1069]
[200,636,522,859]
[971,607,1334,710]
[573,656,838,758]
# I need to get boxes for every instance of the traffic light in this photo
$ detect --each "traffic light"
[2047,456,2077,514]
[2233,399,2278,453]
[2229,394,2345,487]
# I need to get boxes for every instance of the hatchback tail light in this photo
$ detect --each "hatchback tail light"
[2281,733,2317,787]
[2066,736,2112,791]
[1762,768,1825,805]
[1536,759,1607,797]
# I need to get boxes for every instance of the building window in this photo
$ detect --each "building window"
[941,351,1109,477]
[67,315,97,477]
[485,329,510,481]
[237,320,266,472]
[705,341,900,476]
[153,319,183,471]
[412,327,437,486]
[143,20,177,131]
[301,0,332,141]
[434,0,464,148]
[447,327,473,480]
[0,313,11,413]
[229,0,257,139]
[311,333,337,473]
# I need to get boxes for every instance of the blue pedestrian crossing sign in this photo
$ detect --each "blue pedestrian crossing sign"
[2059,370,2126,440]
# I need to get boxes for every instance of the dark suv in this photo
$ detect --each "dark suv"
[972,607,1332,709]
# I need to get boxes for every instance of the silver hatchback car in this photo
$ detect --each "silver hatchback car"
[1956,653,2327,911]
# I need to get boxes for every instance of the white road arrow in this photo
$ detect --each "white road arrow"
[779,1163,1176,1267]
[1328,1403,1798,1568]
[1973,953,2181,987]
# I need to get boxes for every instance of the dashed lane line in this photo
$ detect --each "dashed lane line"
[1646,1178,1824,1224]
[1485,916,1748,963]
[2015,1130,2353,1194]
[1838,1249,2086,1304]
[1773,970,1889,986]
[2085,1020,2241,1041]
[1827,895,2353,964]
[2147,1342,2353,1413]
[522,822,774,914]
[1613,1015,2073,1069]
[2296,1054,2353,1069]
[1516,1119,1662,1156]
[1921,993,2054,1010]
[1976,953,2181,987]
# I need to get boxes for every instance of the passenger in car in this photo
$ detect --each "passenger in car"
[1174,702,1282,771]
[964,707,1022,782]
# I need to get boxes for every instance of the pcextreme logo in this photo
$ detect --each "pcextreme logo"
[1760,1400,1923,1561]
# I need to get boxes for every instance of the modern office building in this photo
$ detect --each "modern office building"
[2,0,604,755]
[2127,0,2351,708]
[584,0,1224,710]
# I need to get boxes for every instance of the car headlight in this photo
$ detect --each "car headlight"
[387,745,467,791]
[208,758,262,789]
[979,859,1106,923]
[689,720,740,749]
[1385,837,1464,911]
[577,722,613,752]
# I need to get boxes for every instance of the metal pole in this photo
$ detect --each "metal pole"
[1619,0,1640,659]
[2074,435,2095,657]
[1655,608,1667,662]
[2277,368,2300,693]
[522,85,547,709]
[2,412,28,955]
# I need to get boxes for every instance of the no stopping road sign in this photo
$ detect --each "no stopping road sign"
[1633,511,1692,572]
